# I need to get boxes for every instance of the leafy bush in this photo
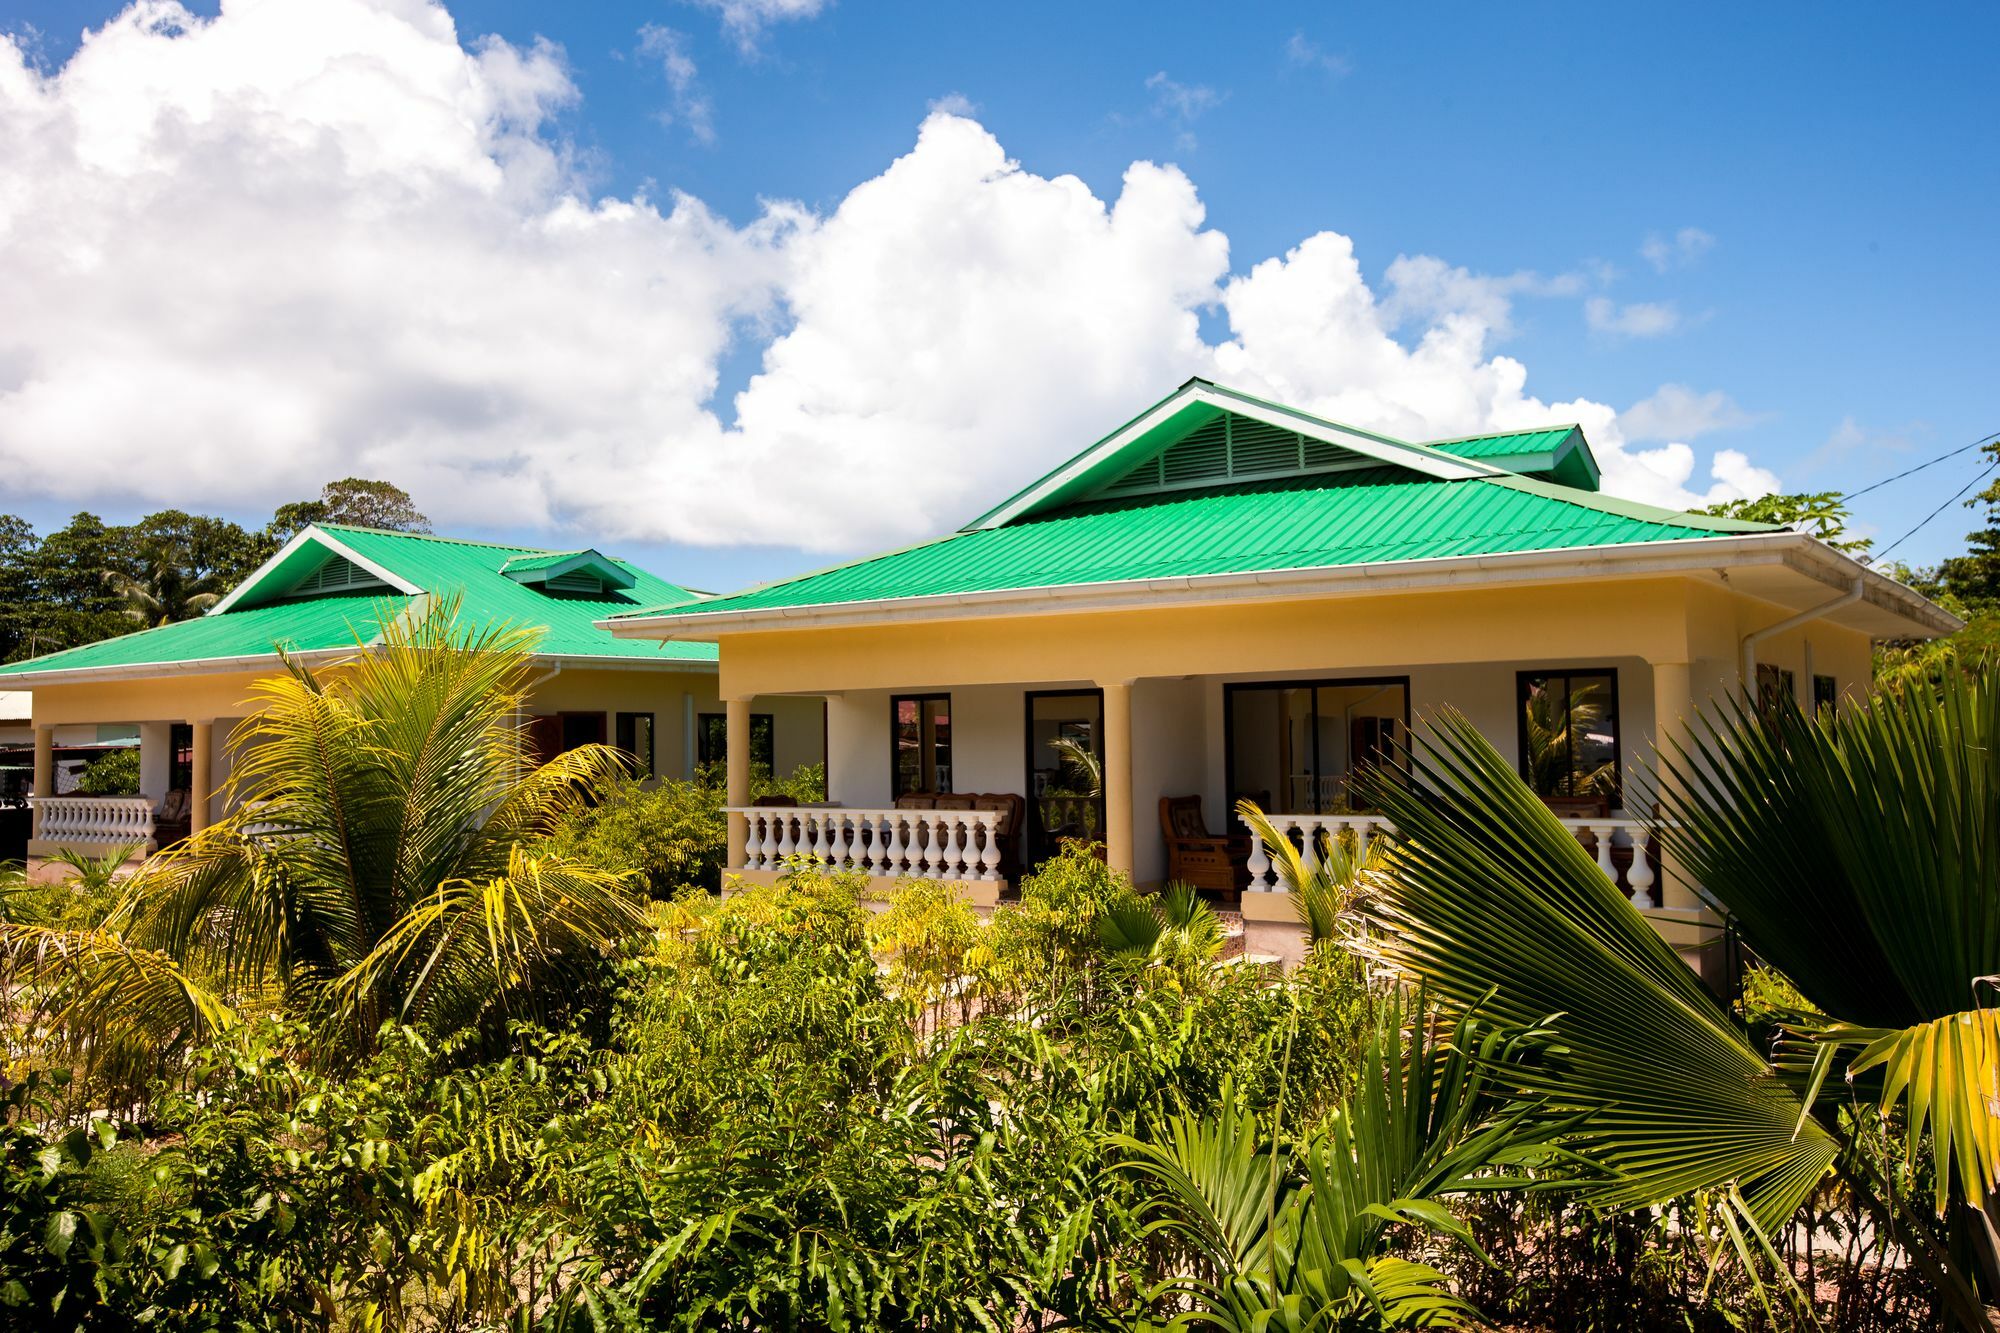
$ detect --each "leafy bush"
[545,762,829,898]
[71,747,140,796]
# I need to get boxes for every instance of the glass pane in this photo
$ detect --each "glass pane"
[1027,692,1103,864]
[1316,682,1406,812]
[892,697,950,796]
[1520,672,1618,801]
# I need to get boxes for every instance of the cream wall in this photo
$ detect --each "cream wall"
[25,660,827,809]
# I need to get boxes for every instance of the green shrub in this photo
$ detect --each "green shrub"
[546,763,829,897]
[71,747,140,797]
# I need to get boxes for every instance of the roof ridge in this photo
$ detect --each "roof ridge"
[1474,472,1780,533]
[316,523,549,554]
[1425,423,1583,446]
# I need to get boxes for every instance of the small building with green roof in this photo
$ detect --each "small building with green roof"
[5,523,824,864]
[602,378,1958,969]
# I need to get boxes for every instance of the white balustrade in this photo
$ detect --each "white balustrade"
[1239,810,1662,909]
[727,807,1002,882]
[30,795,156,846]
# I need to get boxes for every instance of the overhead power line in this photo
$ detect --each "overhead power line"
[1843,430,2000,501]
[1871,458,1999,563]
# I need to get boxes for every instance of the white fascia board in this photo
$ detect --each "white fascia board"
[209,526,422,615]
[968,382,1503,531]
[1,643,719,688]
[603,532,1962,643]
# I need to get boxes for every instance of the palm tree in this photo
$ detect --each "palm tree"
[1111,999,1540,1328]
[1354,676,2000,1330]
[104,556,224,626]
[8,599,648,1066]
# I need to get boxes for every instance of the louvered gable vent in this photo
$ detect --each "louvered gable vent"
[288,554,387,597]
[545,569,605,596]
[1093,411,1367,502]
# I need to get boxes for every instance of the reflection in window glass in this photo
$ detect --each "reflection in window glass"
[1027,692,1103,865]
[615,712,655,778]
[696,712,774,774]
[892,695,952,796]
[1225,680,1407,815]
[1517,670,1620,803]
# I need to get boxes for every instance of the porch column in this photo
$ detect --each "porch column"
[190,719,214,835]
[724,697,751,870]
[1100,680,1134,877]
[1649,662,1697,913]
[31,724,53,838]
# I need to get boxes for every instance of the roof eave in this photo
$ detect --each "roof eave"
[603,531,1961,643]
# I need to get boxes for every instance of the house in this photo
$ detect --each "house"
[0,524,825,872]
[602,379,1959,969]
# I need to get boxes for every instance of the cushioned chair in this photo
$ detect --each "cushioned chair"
[1160,795,1241,895]
[153,788,192,850]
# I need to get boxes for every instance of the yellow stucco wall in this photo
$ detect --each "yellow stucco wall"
[25,660,826,797]
[715,576,1875,703]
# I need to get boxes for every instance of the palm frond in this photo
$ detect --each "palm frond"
[1355,710,1841,1232]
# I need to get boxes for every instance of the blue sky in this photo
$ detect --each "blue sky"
[3,0,1995,590]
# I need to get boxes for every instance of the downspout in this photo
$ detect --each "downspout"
[1740,578,1863,697]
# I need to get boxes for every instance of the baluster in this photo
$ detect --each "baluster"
[884,814,906,876]
[918,814,941,879]
[758,812,780,869]
[972,813,995,880]
[1627,827,1658,908]
[738,811,759,870]
[938,816,961,880]
[826,813,848,869]
[1245,824,1272,891]
[774,810,796,864]
[1586,822,1616,880]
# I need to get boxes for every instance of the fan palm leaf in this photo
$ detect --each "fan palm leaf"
[1354,711,1843,1233]
[1659,675,2000,1215]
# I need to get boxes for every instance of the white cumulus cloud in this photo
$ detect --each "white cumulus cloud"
[1619,383,1760,442]
[1641,226,1715,273]
[0,0,1778,554]
[1585,296,1683,338]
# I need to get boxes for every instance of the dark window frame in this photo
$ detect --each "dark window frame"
[1812,673,1838,714]
[615,711,656,779]
[1514,667,1624,805]
[1222,675,1411,816]
[168,722,194,792]
[889,693,953,798]
[1022,687,1107,867]
[696,711,774,773]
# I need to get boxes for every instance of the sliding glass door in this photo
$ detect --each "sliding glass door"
[1225,677,1409,815]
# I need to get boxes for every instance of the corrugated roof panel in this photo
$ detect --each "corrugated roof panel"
[0,526,720,678]
[620,469,1778,623]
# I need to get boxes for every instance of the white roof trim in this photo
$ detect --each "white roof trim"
[968,380,1504,530]
[209,526,423,615]
[603,530,1962,643]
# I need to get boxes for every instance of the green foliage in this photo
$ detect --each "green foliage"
[109,509,273,627]
[5,599,648,1074]
[543,762,829,897]
[1695,490,1872,553]
[267,476,432,542]
[70,747,140,797]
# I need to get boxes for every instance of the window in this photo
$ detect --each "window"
[1517,669,1621,805]
[697,712,774,774]
[891,694,952,797]
[1755,662,1797,720]
[169,722,194,792]
[1224,678,1409,815]
[1812,673,1838,715]
[615,712,655,778]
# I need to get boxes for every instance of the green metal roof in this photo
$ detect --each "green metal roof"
[616,467,1778,624]
[0,593,411,676]
[0,525,717,680]
[1427,426,1600,491]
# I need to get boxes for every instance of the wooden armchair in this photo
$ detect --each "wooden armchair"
[1160,795,1241,895]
